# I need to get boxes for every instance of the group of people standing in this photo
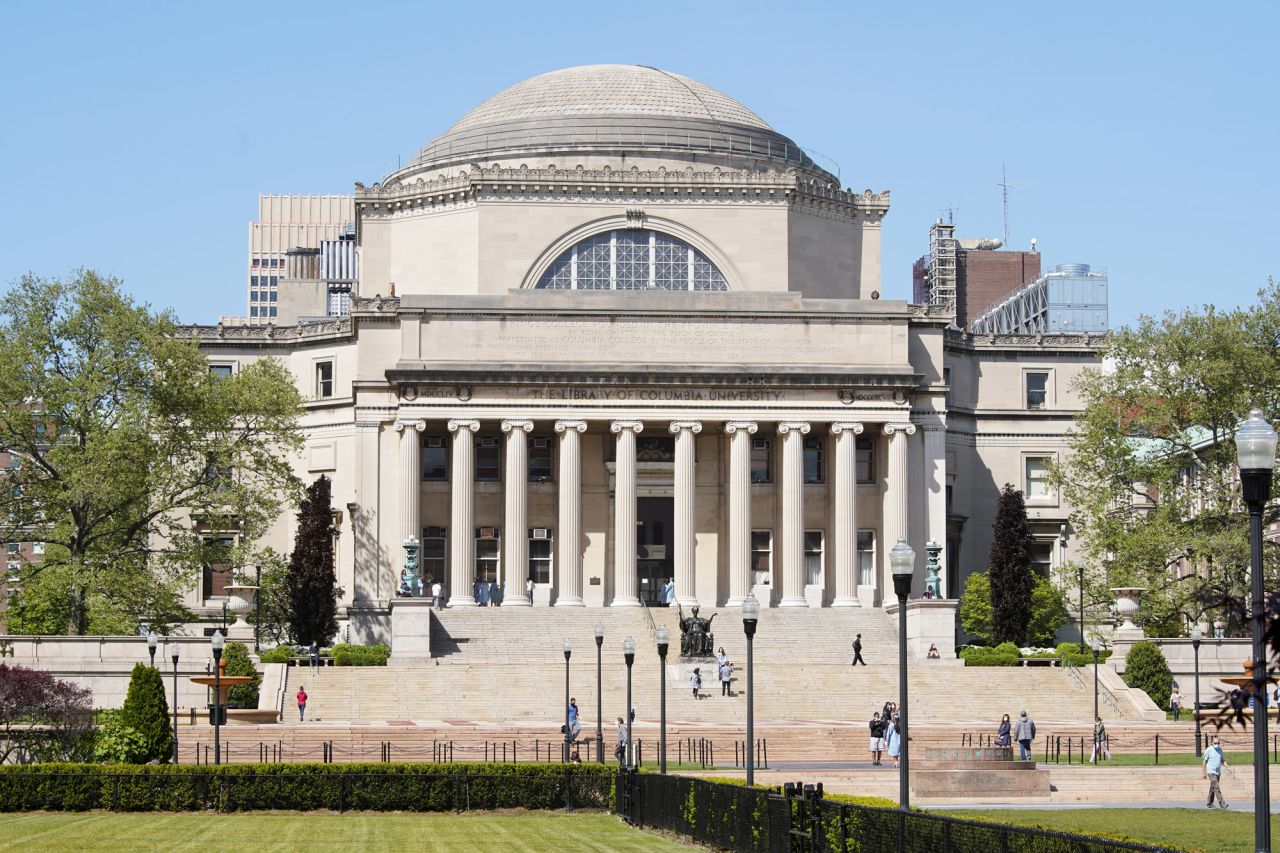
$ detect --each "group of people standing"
[868,702,901,766]
[690,648,735,699]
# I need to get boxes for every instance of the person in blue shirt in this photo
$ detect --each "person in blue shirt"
[567,698,581,741]
[662,578,675,606]
[1202,735,1228,808]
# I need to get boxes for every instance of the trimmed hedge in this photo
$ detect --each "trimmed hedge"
[0,763,613,813]
[959,646,1019,666]
[332,644,390,667]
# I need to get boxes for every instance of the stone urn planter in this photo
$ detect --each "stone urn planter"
[1110,587,1145,634]
[224,583,259,641]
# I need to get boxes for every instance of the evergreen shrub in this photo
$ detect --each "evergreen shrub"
[222,641,261,708]
[118,663,171,763]
[1122,641,1174,711]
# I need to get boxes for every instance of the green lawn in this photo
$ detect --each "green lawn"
[0,812,686,852]
[937,807,1274,853]
[1050,751,1272,767]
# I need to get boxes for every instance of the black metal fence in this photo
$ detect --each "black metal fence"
[615,773,1181,853]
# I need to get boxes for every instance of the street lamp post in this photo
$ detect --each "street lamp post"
[742,593,759,786]
[168,641,179,764]
[656,625,670,773]
[623,636,636,768]
[563,639,572,763]
[890,538,915,810]
[1078,563,1086,655]
[1234,407,1276,853]
[254,561,262,653]
[1192,625,1203,757]
[211,630,224,766]
[1091,637,1101,762]
[594,623,605,764]
[147,631,158,668]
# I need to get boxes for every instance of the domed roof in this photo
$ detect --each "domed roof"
[448,65,774,133]
[404,65,828,179]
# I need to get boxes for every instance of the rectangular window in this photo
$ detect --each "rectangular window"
[1025,456,1052,500]
[475,528,500,583]
[201,536,234,599]
[804,530,824,585]
[751,530,772,586]
[1026,372,1048,410]
[269,291,278,303]
[31,541,44,555]
[803,437,824,484]
[250,291,259,303]
[476,436,501,482]
[250,306,259,318]
[750,439,772,484]
[209,364,233,380]
[856,437,875,484]
[268,306,277,318]
[529,528,552,584]
[251,259,260,268]
[421,527,446,586]
[422,436,447,481]
[315,361,334,398]
[857,530,876,588]
[529,436,553,482]
[5,543,17,557]
[250,275,259,286]
[1030,541,1053,577]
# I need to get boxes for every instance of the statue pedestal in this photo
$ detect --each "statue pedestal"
[913,748,1050,800]
[884,599,958,660]
[388,599,434,667]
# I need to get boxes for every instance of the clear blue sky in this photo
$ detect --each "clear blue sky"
[2,1,1275,327]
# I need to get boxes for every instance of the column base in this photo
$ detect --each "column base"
[611,595,641,607]
[778,596,809,608]
[502,596,532,607]
[448,596,479,608]
[831,596,862,608]
[555,596,585,607]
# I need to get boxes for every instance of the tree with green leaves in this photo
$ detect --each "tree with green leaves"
[960,571,1069,647]
[243,548,291,647]
[1122,641,1175,711]
[989,484,1034,645]
[119,662,171,762]
[222,641,261,708]
[285,476,341,646]
[0,270,303,634]
[1055,281,1280,635]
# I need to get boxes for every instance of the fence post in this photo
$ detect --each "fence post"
[1155,733,1159,765]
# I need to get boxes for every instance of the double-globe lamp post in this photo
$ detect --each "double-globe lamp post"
[890,538,916,810]
[211,630,224,766]
[1191,625,1203,757]
[1235,407,1275,853]
[594,623,605,764]
[656,625,670,774]
[742,593,759,786]
[563,639,572,763]
[623,636,636,768]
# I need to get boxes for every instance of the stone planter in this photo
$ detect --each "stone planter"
[224,584,259,641]
[1110,587,1145,631]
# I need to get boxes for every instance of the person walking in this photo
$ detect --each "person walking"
[1090,716,1111,763]
[715,646,727,668]
[1202,735,1228,808]
[1169,687,1182,721]
[886,714,902,767]
[488,579,500,606]
[431,579,443,610]
[526,577,535,605]
[851,634,866,666]
[662,578,675,607]
[308,641,320,670]
[615,717,629,766]
[868,711,885,765]
[995,713,1011,748]
[719,659,733,696]
[1013,710,1036,761]
[690,667,702,699]
[296,685,308,722]
[567,698,581,741]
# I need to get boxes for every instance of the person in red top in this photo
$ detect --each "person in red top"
[296,686,308,722]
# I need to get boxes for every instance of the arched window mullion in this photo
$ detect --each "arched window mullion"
[536,229,728,292]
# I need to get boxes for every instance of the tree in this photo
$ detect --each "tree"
[119,662,172,762]
[0,662,94,763]
[1122,641,1175,711]
[285,476,341,646]
[960,571,1068,647]
[989,484,1034,645]
[0,271,303,634]
[223,641,261,708]
[245,548,291,647]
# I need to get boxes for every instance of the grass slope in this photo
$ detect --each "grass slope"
[0,812,685,852]
[938,807,1275,853]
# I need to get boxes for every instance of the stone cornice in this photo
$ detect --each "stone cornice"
[387,366,920,390]
[181,318,353,345]
[944,328,1108,352]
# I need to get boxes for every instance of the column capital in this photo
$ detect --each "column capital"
[555,419,588,434]
[448,419,480,433]
[394,418,426,433]
[668,420,703,435]
[829,421,865,436]
[724,420,758,435]
[881,422,917,436]
[610,420,644,435]
[777,421,810,436]
[501,419,534,434]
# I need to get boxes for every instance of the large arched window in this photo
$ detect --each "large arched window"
[536,229,728,291]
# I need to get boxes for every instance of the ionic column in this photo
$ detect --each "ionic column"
[724,421,757,608]
[881,422,917,603]
[501,419,533,606]
[669,421,702,607]
[777,421,810,608]
[554,420,587,607]
[447,419,480,607]
[394,418,426,543]
[610,420,643,607]
[923,425,948,597]
[830,422,864,607]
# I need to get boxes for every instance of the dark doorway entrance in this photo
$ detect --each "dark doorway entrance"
[637,497,674,606]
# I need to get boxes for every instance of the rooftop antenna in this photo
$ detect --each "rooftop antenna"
[996,164,1034,248]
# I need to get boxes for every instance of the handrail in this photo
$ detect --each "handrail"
[1064,657,1123,718]
[640,597,658,642]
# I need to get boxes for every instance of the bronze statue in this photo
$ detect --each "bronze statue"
[678,606,716,658]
